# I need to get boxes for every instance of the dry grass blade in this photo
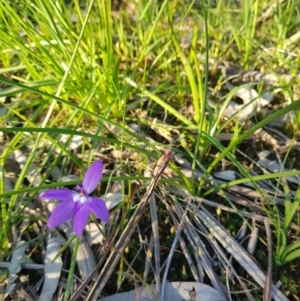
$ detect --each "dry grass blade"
[143,234,154,284]
[161,200,192,300]
[166,205,201,282]
[4,239,28,298]
[225,186,286,205]
[263,219,272,301]
[178,232,201,282]
[144,167,161,293]
[40,232,63,301]
[167,200,229,300]
[247,220,258,255]
[167,185,269,222]
[197,207,289,301]
[222,191,267,214]
[193,211,257,301]
[86,149,172,301]
[69,247,112,301]
[76,236,96,280]
[149,193,161,294]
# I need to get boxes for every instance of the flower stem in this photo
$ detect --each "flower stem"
[64,236,80,300]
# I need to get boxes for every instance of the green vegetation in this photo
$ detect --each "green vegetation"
[1,0,300,300]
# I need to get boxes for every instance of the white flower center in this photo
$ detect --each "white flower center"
[80,196,87,203]
[73,194,88,204]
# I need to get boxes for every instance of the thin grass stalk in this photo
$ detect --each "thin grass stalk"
[169,14,200,124]
[171,201,205,282]
[284,184,300,232]
[178,235,201,282]
[149,193,161,294]
[161,201,191,300]
[64,236,79,301]
[0,160,8,256]
[137,0,169,65]
[263,219,272,301]
[192,0,210,163]
[143,234,154,285]
[242,0,258,67]
[6,132,39,212]
[282,148,300,232]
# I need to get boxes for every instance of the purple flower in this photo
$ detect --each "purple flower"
[40,160,109,237]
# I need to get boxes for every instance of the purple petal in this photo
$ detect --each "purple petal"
[73,204,90,237]
[47,201,76,228]
[86,197,109,223]
[82,160,103,195]
[40,189,75,202]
